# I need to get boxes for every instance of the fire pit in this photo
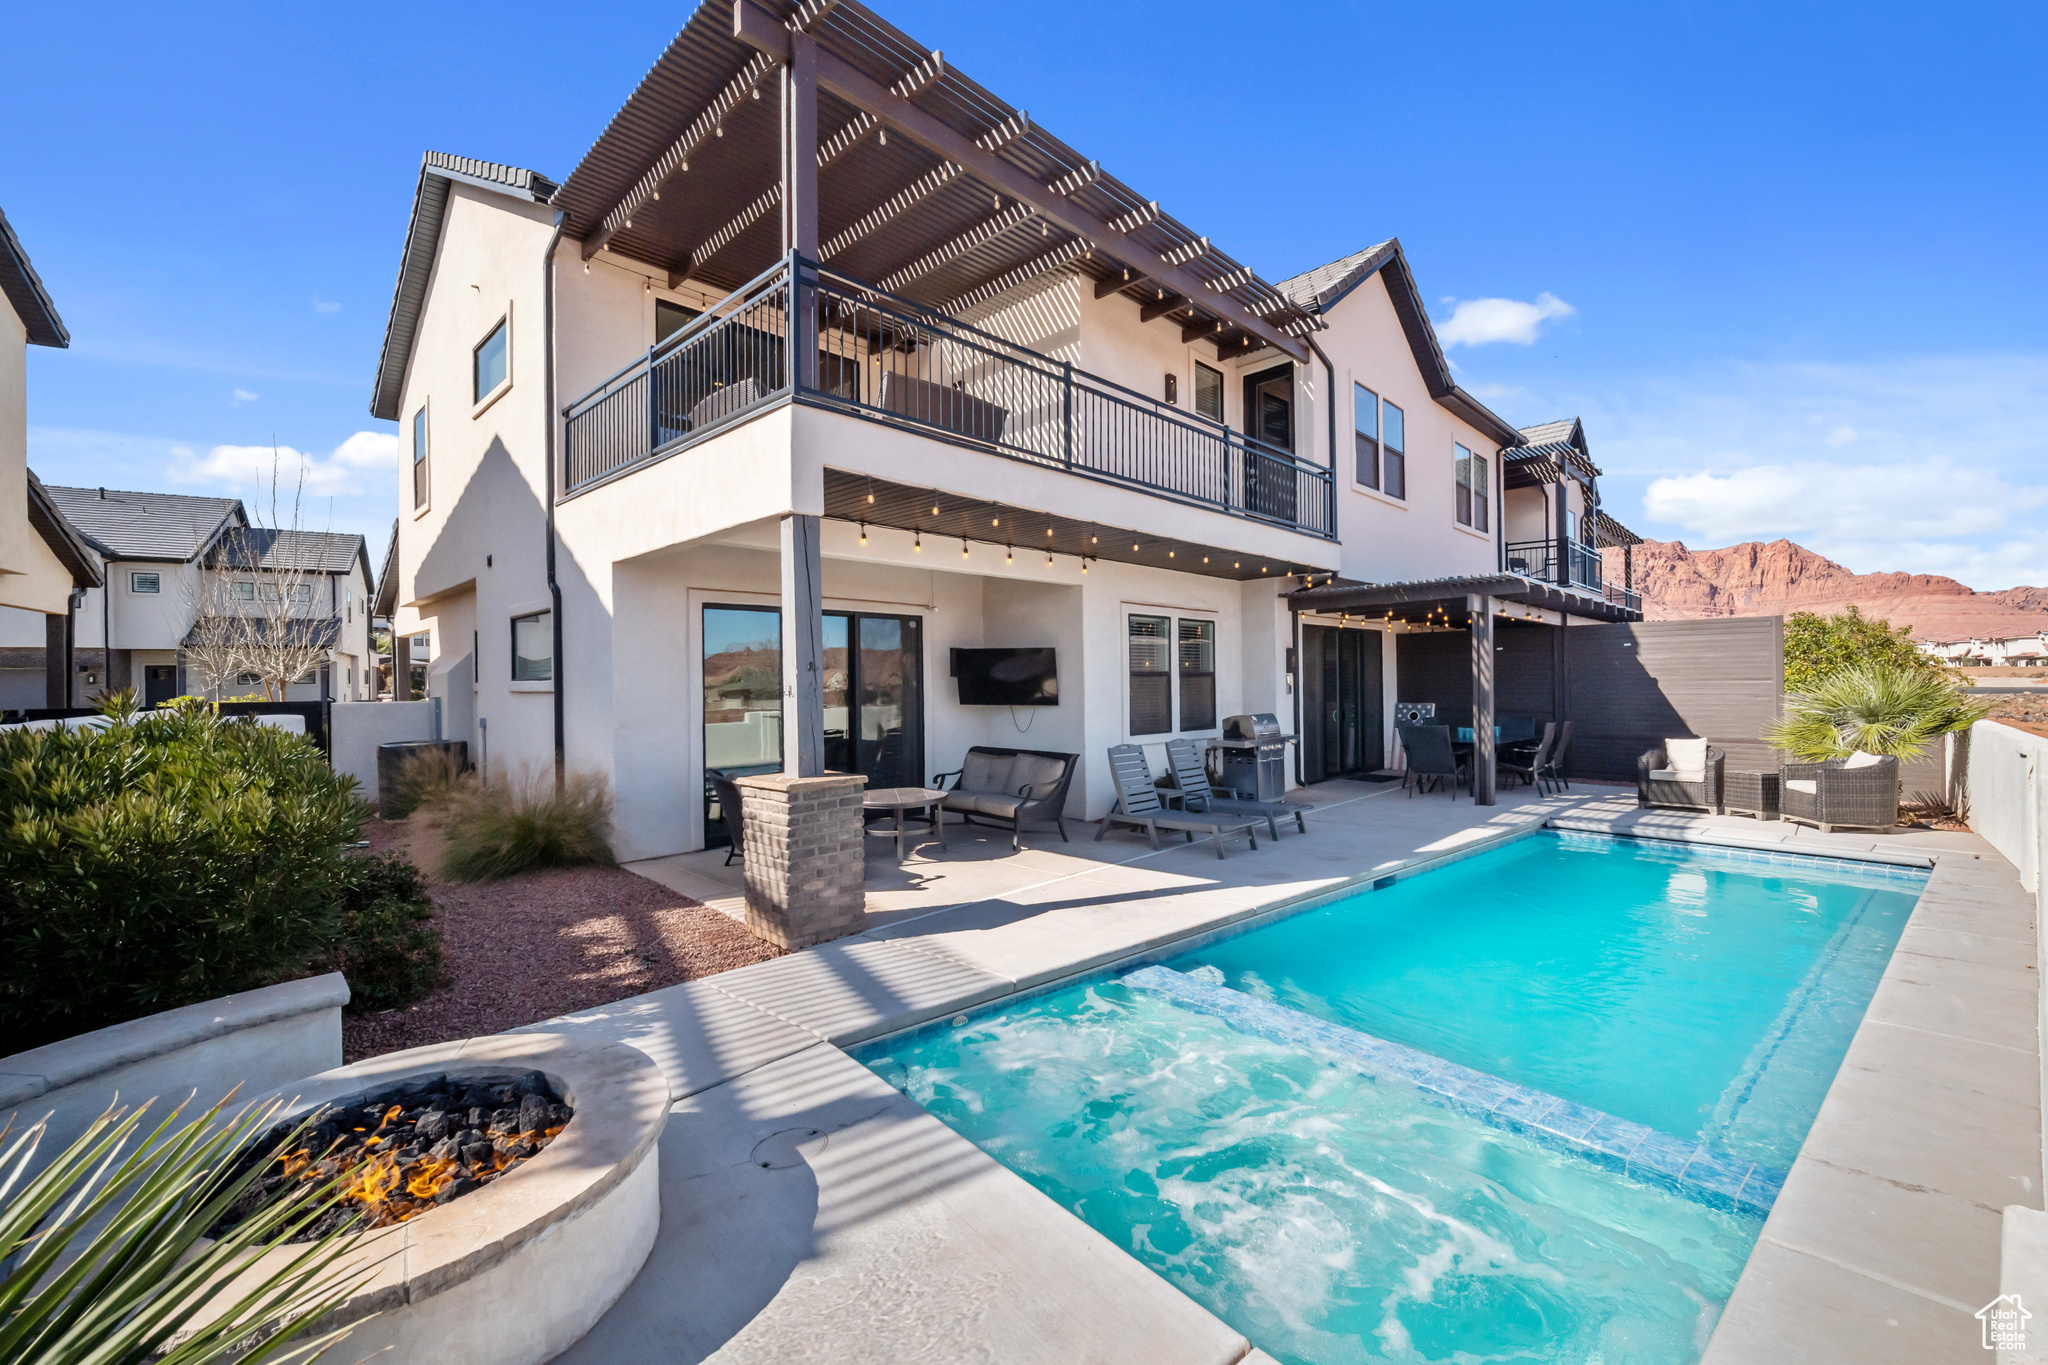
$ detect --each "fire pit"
[216,1070,576,1238]
[220,1032,667,1365]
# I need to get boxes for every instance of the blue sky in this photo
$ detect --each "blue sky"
[8,0,2045,585]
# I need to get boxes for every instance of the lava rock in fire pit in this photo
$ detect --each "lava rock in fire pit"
[208,1071,575,1243]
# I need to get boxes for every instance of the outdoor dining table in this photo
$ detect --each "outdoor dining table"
[861,786,949,860]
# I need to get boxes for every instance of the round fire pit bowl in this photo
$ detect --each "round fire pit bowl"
[234,1032,667,1365]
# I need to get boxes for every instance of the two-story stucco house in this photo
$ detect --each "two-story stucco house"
[0,486,376,709]
[374,0,1640,863]
[0,207,104,707]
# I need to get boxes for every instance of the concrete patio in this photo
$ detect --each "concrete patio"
[514,783,2034,1365]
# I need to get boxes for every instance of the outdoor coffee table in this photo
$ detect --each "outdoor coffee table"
[1724,769,1781,820]
[862,787,949,859]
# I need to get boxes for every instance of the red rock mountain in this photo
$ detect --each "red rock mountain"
[1605,539,2048,643]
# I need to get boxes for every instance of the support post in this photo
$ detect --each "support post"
[1624,543,1635,593]
[1552,481,1569,586]
[1469,594,1496,806]
[782,33,819,394]
[394,632,412,700]
[44,611,71,708]
[781,512,825,777]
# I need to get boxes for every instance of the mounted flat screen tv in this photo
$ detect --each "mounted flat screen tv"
[951,647,1058,706]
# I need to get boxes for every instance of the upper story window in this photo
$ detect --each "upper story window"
[1382,400,1406,499]
[412,404,429,509]
[512,610,553,682]
[291,584,311,604]
[1455,444,1489,532]
[234,580,255,600]
[1193,362,1223,422]
[1353,383,1380,490]
[130,571,160,594]
[474,316,510,405]
[1245,365,1293,452]
[655,299,702,346]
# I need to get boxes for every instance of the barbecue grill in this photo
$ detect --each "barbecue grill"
[1211,712,1295,801]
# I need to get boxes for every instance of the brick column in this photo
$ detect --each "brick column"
[736,772,867,949]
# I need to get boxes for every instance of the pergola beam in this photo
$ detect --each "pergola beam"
[732,0,1308,363]
[1138,293,1184,323]
[819,161,960,260]
[1094,270,1141,299]
[1182,317,1227,344]
[877,203,1035,294]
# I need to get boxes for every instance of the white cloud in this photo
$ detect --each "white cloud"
[231,388,258,405]
[313,298,342,314]
[1436,292,1575,348]
[170,431,399,497]
[1535,354,2048,588]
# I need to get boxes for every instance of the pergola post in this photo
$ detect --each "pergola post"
[782,32,819,392]
[1469,594,1496,806]
[1552,481,1569,585]
[780,512,825,777]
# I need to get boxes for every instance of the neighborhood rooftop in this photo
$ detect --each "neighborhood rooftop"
[42,486,241,563]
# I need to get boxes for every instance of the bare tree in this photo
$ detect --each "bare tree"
[188,448,336,702]
[178,563,248,699]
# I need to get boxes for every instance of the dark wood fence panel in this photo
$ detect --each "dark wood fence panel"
[1566,617,1784,780]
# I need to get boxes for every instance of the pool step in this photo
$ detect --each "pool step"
[1121,964,1786,1218]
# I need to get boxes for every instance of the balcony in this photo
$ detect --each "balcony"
[1506,536,1638,611]
[562,254,1335,540]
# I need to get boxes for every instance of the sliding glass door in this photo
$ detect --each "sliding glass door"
[704,604,923,847]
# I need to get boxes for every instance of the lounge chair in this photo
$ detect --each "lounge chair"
[1397,723,1466,797]
[933,745,1078,852]
[1781,753,1900,833]
[1163,737,1306,837]
[1636,738,1725,814]
[1096,744,1259,859]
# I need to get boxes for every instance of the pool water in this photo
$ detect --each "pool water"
[857,833,1923,1364]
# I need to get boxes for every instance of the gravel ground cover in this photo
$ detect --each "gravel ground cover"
[343,820,780,1062]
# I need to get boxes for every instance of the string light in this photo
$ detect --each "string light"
[859,523,867,546]
[913,530,922,552]
[1006,545,1013,564]
[1045,548,1054,566]
[961,537,969,559]
[878,127,887,147]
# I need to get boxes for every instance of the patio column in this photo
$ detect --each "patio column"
[1469,594,1496,806]
[1552,481,1569,585]
[781,32,818,259]
[781,512,825,777]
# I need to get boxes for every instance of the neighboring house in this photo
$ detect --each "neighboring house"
[0,206,104,708]
[1501,417,1642,611]
[0,485,375,707]
[375,0,1641,862]
[1926,636,2048,668]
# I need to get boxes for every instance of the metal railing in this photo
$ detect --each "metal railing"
[1604,582,1643,613]
[562,254,1336,538]
[1506,537,1611,596]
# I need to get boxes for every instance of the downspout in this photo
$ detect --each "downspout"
[542,210,567,789]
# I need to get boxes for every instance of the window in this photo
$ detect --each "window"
[1193,362,1224,422]
[1382,401,1406,499]
[1128,615,1172,736]
[655,299,702,346]
[412,405,429,508]
[1472,452,1489,531]
[1353,383,1380,490]
[236,671,261,686]
[473,316,509,404]
[130,571,160,594]
[512,610,552,681]
[291,584,311,604]
[1455,444,1474,526]
[234,580,255,600]
[257,583,279,602]
[1178,619,1216,732]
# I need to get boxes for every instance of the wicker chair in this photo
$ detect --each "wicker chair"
[1781,756,1900,833]
[1636,741,1726,814]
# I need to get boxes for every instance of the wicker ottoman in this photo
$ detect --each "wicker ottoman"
[1724,770,1780,820]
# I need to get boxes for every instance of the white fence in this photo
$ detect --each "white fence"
[331,699,438,802]
[1960,720,2048,897]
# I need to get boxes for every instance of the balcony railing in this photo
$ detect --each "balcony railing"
[1507,537,1621,599]
[562,253,1335,539]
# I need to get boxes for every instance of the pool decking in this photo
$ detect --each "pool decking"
[527,786,2032,1364]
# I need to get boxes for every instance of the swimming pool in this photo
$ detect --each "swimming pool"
[857,832,1924,1364]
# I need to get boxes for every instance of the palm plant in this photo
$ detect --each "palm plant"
[1765,661,1989,762]
[2,1096,370,1365]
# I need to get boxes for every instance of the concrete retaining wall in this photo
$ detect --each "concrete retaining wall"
[0,973,349,1178]
[331,700,436,802]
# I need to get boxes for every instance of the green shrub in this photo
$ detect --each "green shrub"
[0,697,366,1049]
[1783,606,1951,693]
[326,853,446,1011]
[441,769,615,882]
[385,745,470,819]
[1765,661,1990,761]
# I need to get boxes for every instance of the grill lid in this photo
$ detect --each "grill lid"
[1223,713,1282,742]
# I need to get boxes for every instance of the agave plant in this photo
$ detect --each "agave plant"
[1765,661,1989,762]
[1,1096,371,1365]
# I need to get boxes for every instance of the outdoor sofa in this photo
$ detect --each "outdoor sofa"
[934,745,1078,852]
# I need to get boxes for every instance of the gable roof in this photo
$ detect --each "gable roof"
[1276,240,1523,450]
[0,206,69,348]
[208,527,373,580]
[26,471,103,587]
[1509,416,1602,484]
[43,485,244,563]
[370,152,560,421]
[373,518,399,617]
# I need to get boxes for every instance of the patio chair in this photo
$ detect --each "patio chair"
[1538,719,1575,791]
[1163,737,1307,838]
[1096,745,1260,858]
[709,771,746,866]
[1498,723,1556,792]
[1497,714,1538,748]
[1397,724,1466,798]
[1636,738,1725,814]
[933,745,1078,852]
[1781,753,1900,833]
